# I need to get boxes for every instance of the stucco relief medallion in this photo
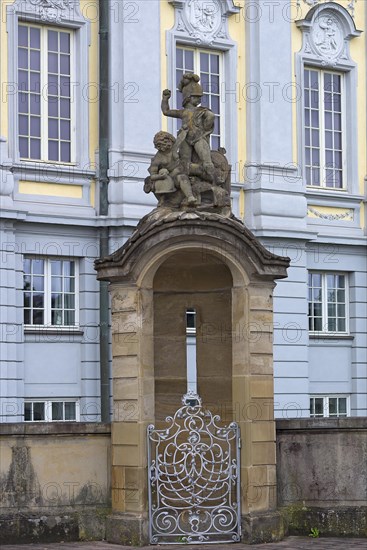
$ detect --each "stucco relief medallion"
[184,0,222,41]
[311,14,343,61]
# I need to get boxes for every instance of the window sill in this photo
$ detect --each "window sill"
[306,186,347,192]
[19,158,77,167]
[0,423,111,436]
[309,333,354,340]
[24,326,83,335]
[306,188,364,201]
[12,161,95,178]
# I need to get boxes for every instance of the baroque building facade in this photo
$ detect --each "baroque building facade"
[0,0,366,423]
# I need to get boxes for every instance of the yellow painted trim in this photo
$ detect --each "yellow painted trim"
[160,0,175,133]
[19,181,83,199]
[80,0,99,207]
[350,1,367,199]
[90,179,95,207]
[0,1,14,140]
[239,188,245,220]
[228,1,245,182]
[360,201,365,231]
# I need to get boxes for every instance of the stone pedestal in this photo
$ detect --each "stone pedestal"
[95,210,289,545]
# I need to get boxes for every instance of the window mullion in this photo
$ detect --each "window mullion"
[319,71,326,189]
[70,31,76,163]
[61,260,65,326]
[325,396,329,418]
[45,260,51,326]
[75,261,80,326]
[41,28,48,161]
[195,49,200,76]
[219,53,225,144]
[345,276,349,334]
[322,273,328,332]
[341,75,346,188]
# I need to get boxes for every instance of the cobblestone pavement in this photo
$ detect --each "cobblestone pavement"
[2,539,367,550]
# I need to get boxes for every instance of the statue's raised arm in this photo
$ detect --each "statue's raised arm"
[161,89,182,119]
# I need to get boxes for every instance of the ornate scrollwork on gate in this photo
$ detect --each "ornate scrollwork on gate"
[147,391,241,544]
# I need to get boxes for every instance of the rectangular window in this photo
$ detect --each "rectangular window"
[24,400,79,421]
[304,68,344,189]
[23,257,78,327]
[310,396,349,418]
[18,24,73,162]
[186,308,197,335]
[308,272,348,333]
[176,46,222,149]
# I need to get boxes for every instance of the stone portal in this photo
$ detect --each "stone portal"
[95,210,289,544]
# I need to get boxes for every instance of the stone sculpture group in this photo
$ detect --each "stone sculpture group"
[144,73,231,215]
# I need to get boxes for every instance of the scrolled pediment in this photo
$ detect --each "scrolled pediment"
[296,2,362,66]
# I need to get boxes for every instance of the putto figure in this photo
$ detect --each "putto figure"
[144,131,197,207]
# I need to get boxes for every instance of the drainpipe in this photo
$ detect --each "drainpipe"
[99,0,110,423]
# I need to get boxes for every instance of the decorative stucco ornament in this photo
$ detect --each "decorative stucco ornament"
[296,3,362,66]
[308,207,354,221]
[29,0,68,21]
[297,0,357,18]
[312,14,343,60]
[12,0,80,23]
[185,0,222,36]
[169,0,240,46]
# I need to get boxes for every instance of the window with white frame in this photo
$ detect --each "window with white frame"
[310,395,349,418]
[23,257,78,327]
[308,272,348,333]
[176,46,223,149]
[18,23,73,162]
[304,68,344,189]
[186,308,197,335]
[24,400,79,421]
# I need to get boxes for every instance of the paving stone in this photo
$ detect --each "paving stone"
[2,538,367,550]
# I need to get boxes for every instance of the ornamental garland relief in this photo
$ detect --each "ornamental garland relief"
[307,207,354,221]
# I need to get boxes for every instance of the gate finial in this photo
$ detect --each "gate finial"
[182,390,201,407]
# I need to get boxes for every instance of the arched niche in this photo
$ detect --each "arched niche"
[153,249,233,423]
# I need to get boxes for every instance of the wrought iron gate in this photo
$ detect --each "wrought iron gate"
[147,391,241,544]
